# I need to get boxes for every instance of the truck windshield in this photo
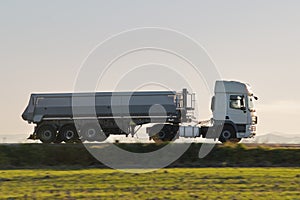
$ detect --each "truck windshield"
[247,96,255,111]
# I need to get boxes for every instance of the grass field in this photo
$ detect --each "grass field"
[1,143,299,168]
[0,168,299,199]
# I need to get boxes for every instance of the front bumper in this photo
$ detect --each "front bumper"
[236,125,256,138]
[247,124,257,138]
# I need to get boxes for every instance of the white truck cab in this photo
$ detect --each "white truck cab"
[212,81,258,142]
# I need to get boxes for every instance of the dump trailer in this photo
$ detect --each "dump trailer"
[22,80,258,143]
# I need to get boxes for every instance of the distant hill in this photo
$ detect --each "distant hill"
[242,132,300,144]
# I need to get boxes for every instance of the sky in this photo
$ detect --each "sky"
[0,0,300,142]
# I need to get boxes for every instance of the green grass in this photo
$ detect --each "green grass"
[1,143,299,168]
[0,168,299,199]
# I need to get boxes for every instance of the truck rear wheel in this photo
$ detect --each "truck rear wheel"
[219,125,239,143]
[37,125,57,143]
[151,131,166,143]
[149,124,178,143]
[59,125,79,143]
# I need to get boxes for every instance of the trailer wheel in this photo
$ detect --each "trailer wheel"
[54,136,64,144]
[59,125,79,143]
[81,124,107,142]
[37,125,57,143]
[219,125,238,143]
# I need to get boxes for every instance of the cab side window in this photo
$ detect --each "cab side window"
[230,95,244,110]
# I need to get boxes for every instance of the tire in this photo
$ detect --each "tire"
[37,125,57,143]
[151,131,166,143]
[81,124,107,142]
[54,136,64,144]
[149,124,178,143]
[219,125,238,143]
[59,125,79,143]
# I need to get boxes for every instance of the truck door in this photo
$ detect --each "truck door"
[227,95,248,126]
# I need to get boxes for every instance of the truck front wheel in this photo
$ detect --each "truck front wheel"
[37,125,57,143]
[219,125,240,143]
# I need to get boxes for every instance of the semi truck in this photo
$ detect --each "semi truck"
[22,80,258,143]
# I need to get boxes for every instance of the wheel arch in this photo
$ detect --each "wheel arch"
[214,120,238,135]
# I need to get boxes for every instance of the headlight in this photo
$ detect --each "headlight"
[252,116,258,124]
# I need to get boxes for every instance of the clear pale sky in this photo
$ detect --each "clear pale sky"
[0,0,300,142]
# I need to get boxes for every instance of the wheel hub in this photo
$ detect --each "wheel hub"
[87,129,96,137]
[65,130,74,139]
[43,130,52,139]
[222,130,231,139]
[158,131,166,139]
